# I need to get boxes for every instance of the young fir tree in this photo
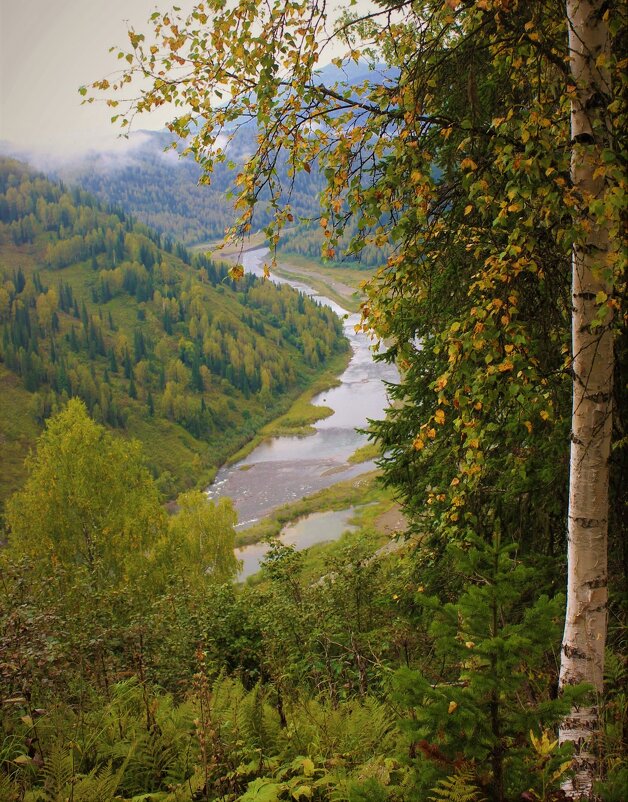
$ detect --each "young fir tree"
[394,532,586,801]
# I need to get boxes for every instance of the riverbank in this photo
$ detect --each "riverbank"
[234,470,409,583]
[206,246,398,532]
[225,346,351,465]
[273,252,371,313]
[234,470,381,546]
[192,235,371,313]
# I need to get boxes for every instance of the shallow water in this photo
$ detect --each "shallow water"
[207,248,397,526]
[235,507,359,580]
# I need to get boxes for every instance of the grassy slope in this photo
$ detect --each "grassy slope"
[0,365,39,503]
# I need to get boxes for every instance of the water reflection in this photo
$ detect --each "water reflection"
[236,507,359,581]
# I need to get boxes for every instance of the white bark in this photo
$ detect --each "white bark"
[560,1,613,798]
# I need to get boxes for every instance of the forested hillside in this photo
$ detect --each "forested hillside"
[0,158,348,502]
[51,64,395,271]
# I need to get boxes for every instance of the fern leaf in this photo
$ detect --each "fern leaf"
[429,769,486,802]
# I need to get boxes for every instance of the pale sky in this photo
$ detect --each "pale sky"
[0,0,369,160]
[0,0,181,155]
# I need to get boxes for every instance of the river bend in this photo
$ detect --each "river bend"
[206,248,398,527]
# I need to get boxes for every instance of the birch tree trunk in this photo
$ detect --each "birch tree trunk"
[559,1,613,797]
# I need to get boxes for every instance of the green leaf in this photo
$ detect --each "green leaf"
[239,778,285,802]
[291,756,315,776]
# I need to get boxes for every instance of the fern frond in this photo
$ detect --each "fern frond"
[429,768,486,802]
[238,684,281,754]
[293,697,396,765]
[42,743,74,800]
[71,762,122,802]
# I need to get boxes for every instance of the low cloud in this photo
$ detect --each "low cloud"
[0,130,161,173]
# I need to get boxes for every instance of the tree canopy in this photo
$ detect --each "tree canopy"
[0,158,349,503]
[166,490,241,583]
[91,0,624,528]
[5,398,167,582]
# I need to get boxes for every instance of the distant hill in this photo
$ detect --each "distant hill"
[1,62,398,259]
[0,158,348,506]
[52,126,325,247]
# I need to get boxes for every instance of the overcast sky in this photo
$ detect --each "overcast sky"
[0,0,365,160]
[0,0,172,155]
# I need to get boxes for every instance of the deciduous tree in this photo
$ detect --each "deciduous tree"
[167,489,240,583]
[6,398,167,584]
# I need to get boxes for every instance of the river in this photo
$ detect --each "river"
[207,248,398,528]
[235,507,360,581]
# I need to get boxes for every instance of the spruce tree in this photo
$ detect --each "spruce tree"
[108,347,118,374]
[395,533,585,800]
[123,348,132,379]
